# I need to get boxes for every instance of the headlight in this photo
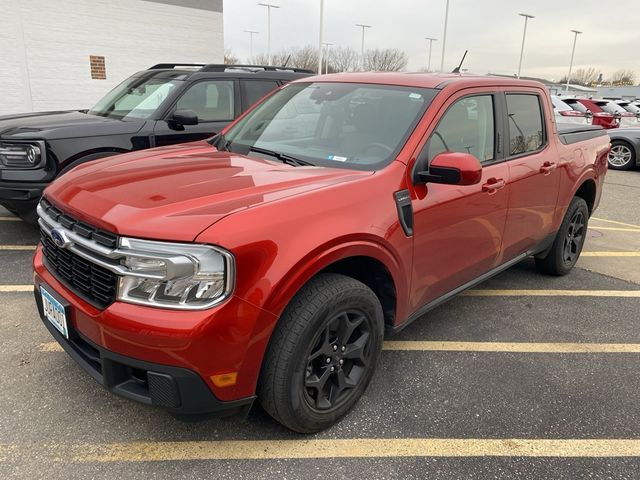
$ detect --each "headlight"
[116,237,234,310]
[0,141,44,168]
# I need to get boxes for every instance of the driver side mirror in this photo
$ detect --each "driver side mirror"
[168,109,199,127]
[416,152,483,186]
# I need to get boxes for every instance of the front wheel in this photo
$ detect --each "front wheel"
[535,196,589,276]
[258,273,384,433]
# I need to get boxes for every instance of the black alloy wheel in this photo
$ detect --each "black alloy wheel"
[304,310,373,411]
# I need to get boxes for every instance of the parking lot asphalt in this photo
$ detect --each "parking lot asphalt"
[1,169,640,479]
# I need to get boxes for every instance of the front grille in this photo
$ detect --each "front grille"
[38,198,120,310]
[40,229,118,308]
[40,198,117,248]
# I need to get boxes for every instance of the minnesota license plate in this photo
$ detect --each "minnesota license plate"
[41,286,68,339]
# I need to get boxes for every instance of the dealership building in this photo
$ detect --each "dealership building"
[0,0,224,114]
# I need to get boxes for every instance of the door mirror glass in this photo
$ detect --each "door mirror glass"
[417,152,482,186]
[169,109,199,126]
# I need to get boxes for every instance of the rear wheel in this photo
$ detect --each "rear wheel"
[535,196,589,276]
[608,141,636,170]
[258,273,384,433]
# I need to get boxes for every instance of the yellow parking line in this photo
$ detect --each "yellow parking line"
[0,245,36,251]
[580,251,640,257]
[589,226,640,233]
[0,285,32,292]
[40,342,63,352]
[65,439,640,461]
[0,216,21,222]
[41,340,640,354]
[591,217,640,229]
[463,289,640,297]
[383,341,640,353]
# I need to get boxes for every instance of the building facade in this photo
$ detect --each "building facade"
[0,0,224,114]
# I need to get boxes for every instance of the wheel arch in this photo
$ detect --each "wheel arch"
[58,148,129,176]
[261,240,406,330]
[573,177,597,215]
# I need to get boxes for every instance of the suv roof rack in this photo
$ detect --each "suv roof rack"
[148,63,206,70]
[148,63,314,74]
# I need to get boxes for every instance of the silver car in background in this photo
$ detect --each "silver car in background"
[551,95,591,125]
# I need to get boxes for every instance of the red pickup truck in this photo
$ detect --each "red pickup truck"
[33,74,609,433]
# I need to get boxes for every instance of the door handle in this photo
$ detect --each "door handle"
[482,178,506,194]
[540,161,557,175]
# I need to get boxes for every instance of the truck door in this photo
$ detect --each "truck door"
[500,91,562,260]
[409,91,510,310]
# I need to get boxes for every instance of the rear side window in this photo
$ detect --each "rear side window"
[175,80,235,122]
[506,94,544,156]
[565,100,589,114]
[428,95,495,163]
[242,80,280,111]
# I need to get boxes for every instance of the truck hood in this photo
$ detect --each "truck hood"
[0,110,144,140]
[44,142,371,241]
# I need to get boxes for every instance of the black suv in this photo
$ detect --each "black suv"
[0,64,312,222]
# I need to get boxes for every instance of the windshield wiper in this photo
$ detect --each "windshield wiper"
[248,146,313,167]
[208,133,232,152]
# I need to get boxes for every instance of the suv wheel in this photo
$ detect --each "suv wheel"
[535,196,589,276]
[608,141,636,170]
[258,273,384,433]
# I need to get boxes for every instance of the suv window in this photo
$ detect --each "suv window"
[428,95,495,163]
[506,94,544,156]
[175,80,235,122]
[242,80,280,110]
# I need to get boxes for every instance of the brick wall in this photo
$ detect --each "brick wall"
[0,0,224,114]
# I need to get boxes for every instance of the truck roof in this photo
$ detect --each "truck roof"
[293,72,547,90]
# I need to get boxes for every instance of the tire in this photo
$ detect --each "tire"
[258,273,384,433]
[608,140,636,170]
[535,196,589,276]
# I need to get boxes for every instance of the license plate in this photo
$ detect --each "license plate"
[41,286,68,339]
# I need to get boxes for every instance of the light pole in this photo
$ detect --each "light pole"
[258,3,280,66]
[356,23,372,71]
[439,0,450,72]
[565,29,583,93]
[425,37,437,72]
[517,13,534,79]
[323,42,333,74]
[318,0,325,74]
[244,30,259,62]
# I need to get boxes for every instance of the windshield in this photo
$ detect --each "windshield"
[88,75,182,120]
[223,82,437,170]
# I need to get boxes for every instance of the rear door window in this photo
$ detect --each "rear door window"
[241,80,280,111]
[506,94,545,156]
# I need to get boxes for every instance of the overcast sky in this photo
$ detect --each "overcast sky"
[223,0,639,80]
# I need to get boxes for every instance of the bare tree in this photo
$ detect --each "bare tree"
[560,67,599,86]
[290,46,319,72]
[253,47,318,71]
[329,46,359,73]
[253,51,294,68]
[364,48,408,72]
[224,49,240,65]
[609,69,636,86]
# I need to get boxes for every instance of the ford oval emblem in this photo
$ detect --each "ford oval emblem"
[50,228,70,249]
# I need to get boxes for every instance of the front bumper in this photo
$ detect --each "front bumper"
[33,246,277,412]
[35,288,254,415]
[0,180,46,211]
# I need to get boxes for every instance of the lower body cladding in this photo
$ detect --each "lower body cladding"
[32,248,276,417]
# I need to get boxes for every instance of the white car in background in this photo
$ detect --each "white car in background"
[551,95,591,125]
